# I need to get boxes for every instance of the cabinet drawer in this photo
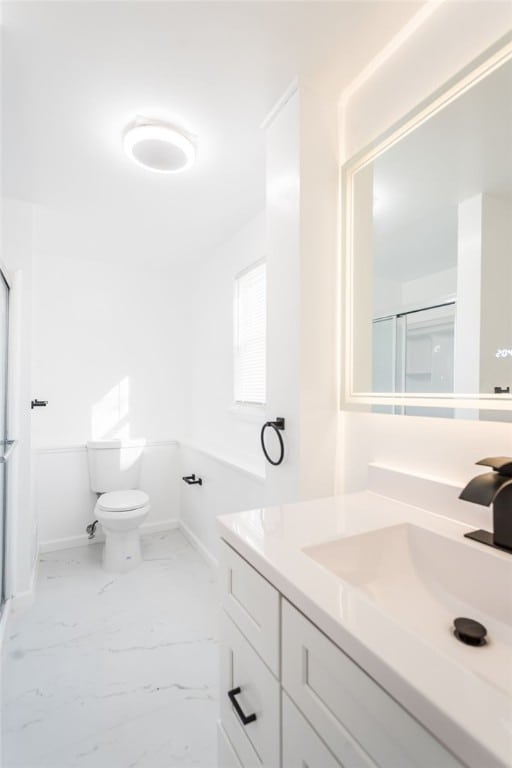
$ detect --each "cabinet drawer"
[218,722,244,768]
[220,611,280,768]
[283,692,361,768]
[282,600,464,768]
[220,542,280,675]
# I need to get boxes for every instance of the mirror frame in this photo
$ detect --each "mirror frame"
[341,32,512,414]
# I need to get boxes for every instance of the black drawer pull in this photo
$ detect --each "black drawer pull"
[227,686,257,726]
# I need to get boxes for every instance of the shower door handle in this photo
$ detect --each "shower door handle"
[31,399,48,409]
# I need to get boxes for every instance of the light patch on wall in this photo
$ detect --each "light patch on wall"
[91,377,131,439]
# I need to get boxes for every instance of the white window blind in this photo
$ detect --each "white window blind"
[234,262,266,404]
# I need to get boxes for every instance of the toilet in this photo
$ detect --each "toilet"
[86,439,150,573]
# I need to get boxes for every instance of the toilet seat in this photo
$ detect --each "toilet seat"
[97,489,149,513]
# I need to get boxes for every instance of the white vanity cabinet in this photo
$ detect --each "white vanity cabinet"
[220,538,280,676]
[219,611,280,767]
[282,693,350,768]
[218,541,466,768]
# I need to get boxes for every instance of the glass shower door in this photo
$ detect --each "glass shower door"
[372,302,456,417]
[0,271,10,607]
[403,304,455,394]
[403,303,456,418]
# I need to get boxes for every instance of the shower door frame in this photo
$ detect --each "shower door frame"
[0,262,12,612]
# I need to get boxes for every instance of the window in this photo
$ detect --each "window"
[234,261,266,405]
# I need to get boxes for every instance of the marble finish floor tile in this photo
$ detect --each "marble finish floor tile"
[3,530,218,768]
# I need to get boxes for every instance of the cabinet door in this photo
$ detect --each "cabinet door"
[282,600,464,768]
[220,542,280,675]
[218,722,244,768]
[220,611,280,768]
[283,693,361,768]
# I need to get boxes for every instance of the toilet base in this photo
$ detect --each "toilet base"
[102,529,143,573]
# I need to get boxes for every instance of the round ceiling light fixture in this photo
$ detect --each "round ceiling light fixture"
[123,118,196,173]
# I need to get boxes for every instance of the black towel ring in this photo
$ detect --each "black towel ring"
[260,417,285,466]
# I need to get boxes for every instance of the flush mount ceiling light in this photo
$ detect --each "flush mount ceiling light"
[123,118,196,173]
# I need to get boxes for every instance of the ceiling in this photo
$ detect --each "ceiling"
[2,0,423,267]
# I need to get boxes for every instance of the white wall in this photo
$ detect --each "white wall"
[31,217,189,447]
[298,82,339,502]
[264,90,301,504]
[338,2,512,496]
[401,268,456,312]
[175,213,268,561]
[264,82,338,506]
[181,212,266,473]
[374,267,456,319]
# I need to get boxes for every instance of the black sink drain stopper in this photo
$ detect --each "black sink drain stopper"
[453,617,487,646]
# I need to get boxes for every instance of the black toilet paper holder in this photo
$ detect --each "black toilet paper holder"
[182,473,203,486]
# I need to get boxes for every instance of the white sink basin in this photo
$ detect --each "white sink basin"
[303,523,512,692]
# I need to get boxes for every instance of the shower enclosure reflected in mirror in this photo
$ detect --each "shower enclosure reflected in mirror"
[342,34,512,420]
[0,267,10,608]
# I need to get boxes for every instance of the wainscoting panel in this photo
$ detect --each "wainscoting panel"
[180,444,265,564]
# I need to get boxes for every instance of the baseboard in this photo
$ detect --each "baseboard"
[39,533,97,554]
[10,588,35,613]
[39,518,180,554]
[142,519,180,534]
[0,598,12,651]
[179,521,218,569]
[10,550,40,614]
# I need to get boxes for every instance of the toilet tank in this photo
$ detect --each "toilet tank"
[86,439,146,493]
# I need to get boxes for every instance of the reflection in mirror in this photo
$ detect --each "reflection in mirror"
[346,40,512,420]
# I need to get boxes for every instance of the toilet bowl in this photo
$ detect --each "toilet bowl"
[95,490,150,573]
[86,439,150,573]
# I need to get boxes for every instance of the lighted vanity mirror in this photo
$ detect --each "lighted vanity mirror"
[342,35,512,420]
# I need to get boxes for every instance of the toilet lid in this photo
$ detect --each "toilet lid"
[97,490,149,513]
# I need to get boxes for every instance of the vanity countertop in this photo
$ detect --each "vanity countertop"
[218,491,512,768]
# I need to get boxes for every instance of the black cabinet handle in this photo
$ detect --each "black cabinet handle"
[182,474,202,486]
[227,686,257,726]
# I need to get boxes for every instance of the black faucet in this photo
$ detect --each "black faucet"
[459,457,512,553]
